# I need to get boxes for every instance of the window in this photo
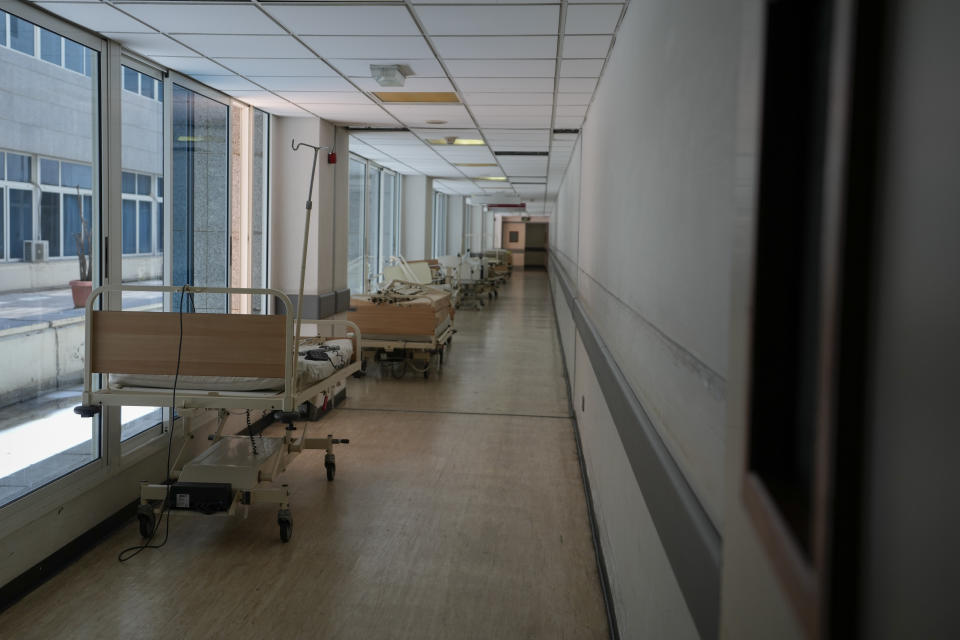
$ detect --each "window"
[0,11,100,508]
[172,84,229,313]
[1,12,94,76]
[39,28,60,65]
[347,157,365,293]
[365,164,381,290]
[509,231,519,243]
[433,192,448,257]
[380,170,397,271]
[120,64,166,441]
[9,15,34,55]
[251,109,269,314]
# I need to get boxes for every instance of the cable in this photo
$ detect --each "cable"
[118,284,189,562]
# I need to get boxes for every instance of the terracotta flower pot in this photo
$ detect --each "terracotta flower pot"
[70,279,93,308]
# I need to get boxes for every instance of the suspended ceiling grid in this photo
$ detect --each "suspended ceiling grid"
[32,0,629,212]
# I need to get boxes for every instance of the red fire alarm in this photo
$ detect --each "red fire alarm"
[327,152,337,164]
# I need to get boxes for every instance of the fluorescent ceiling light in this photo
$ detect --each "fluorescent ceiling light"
[477,176,507,181]
[370,64,406,87]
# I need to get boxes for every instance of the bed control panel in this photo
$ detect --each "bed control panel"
[167,482,233,514]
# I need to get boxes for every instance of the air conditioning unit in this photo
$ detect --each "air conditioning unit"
[23,240,48,263]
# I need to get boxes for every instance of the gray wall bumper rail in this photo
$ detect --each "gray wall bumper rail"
[550,261,721,640]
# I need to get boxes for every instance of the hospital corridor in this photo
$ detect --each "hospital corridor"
[0,271,612,638]
[1,1,958,639]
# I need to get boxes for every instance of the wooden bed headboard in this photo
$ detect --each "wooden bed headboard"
[90,311,287,378]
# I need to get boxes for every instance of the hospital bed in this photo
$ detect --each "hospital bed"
[74,283,361,543]
[349,281,454,379]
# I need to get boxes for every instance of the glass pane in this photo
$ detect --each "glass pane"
[121,171,136,194]
[7,153,31,182]
[61,162,91,190]
[39,28,61,65]
[0,152,5,178]
[122,200,137,254]
[9,15,34,56]
[138,201,151,253]
[40,192,61,257]
[380,172,395,274]
[9,189,32,260]
[121,69,165,442]
[251,110,268,314]
[64,38,84,73]
[123,66,138,93]
[0,23,99,508]
[0,188,4,260]
[347,158,365,293]
[0,11,6,47]
[140,77,154,99]
[40,158,59,185]
[62,194,83,257]
[366,165,380,290]
[172,85,229,314]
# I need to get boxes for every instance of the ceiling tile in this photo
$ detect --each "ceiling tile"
[433,36,558,59]
[565,4,622,34]
[472,106,552,118]
[257,103,313,118]
[384,104,474,128]
[446,59,556,78]
[353,131,422,144]
[353,77,455,93]
[463,93,554,106]
[102,33,196,57]
[417,6,559,36]
[285,92,374,105]
[556,92,594,106]
[476,115,552,128]
[36,3,154,33]
[561,35,612,58]
[264,5,420,36]
[177,35,313,58]
[411,128,481,139]
[554,116,585,128]
[457,77,555,92]
[190,74,262,91]
[218,58,339,77]
[250,77,355,92]
[328,59,444,78]
[559,58,605,77]
[149,56,234,76]
[301,36,433,59]
[304,105,400,126]
[558,77,598,92]
[121,3,284,35]
[556,105,588,117]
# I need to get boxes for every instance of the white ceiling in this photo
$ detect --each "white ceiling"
[33,0,628,207]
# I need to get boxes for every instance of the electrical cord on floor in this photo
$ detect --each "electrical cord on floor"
[118,284,189,562]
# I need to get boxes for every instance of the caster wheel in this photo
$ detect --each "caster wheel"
[137,508,156,539]
[278,510,293,543]
[326,461,336,481]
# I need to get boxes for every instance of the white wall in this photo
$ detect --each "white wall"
[550,0,745,636]
[446,195,464,255]
[401,175,432,261]
[268,117,342,296]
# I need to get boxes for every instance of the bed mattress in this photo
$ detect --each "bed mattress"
[109,339,353,393]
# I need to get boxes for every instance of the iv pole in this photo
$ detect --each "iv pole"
[290,139,330,361]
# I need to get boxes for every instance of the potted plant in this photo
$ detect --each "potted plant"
[69,184,93,308]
